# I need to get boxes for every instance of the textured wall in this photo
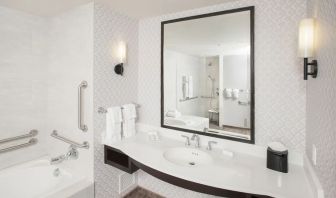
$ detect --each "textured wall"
[306,0,336,197]
[138,0,307,153]
[136,0,307,197]
[94,1,139,198]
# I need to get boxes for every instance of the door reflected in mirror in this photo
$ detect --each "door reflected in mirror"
[161,7,254,143]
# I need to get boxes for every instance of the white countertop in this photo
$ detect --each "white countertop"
[107,132,314,198]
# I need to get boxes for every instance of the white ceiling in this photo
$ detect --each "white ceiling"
[0,0,236,18]
[0,0,93,16]
[165,11,251,57]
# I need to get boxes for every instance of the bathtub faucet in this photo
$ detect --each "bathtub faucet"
[50,146,79,165]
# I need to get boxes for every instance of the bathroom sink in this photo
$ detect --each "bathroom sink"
[163,147,213,166]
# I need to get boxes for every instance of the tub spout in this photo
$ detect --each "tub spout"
[50,146,79,165]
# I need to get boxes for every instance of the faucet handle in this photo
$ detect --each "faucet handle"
[181,135,190,146]
[207,141,217,150]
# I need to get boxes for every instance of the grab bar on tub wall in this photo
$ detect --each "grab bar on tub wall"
[78,81,88,132]
[0,130,38,144]
[51,130,89,149]
[0,138,38,154]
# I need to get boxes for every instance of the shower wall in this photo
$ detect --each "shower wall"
[0,3,94,181]
[0,6,48,169]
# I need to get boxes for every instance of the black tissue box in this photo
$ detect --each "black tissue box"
[267,146,288,173]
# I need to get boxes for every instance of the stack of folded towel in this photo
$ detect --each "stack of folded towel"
[166,109,181,118]
[101,103,137,145]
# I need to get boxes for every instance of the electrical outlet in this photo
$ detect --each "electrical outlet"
[312,144,317,166]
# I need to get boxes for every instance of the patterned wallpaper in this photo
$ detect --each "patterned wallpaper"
[306,0,336,197]
[94,0,310,197]
[138,0,307,153]
[136,0,307,197]
[94,1,139,197]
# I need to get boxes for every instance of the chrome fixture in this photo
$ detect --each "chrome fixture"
[78,81,88,132]
[51,130,89,149]
[191,134,200,148]
[0,130,38,154]
[0,138,38,154]
[206,141,217,151]
[0,129,38,144]
[98,102,140,114]
[50,146,79,165]
[114,41,127,76]
[181,135,190,146]
[53,168,61,177]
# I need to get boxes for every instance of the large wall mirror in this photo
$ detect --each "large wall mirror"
[161,7,255,143]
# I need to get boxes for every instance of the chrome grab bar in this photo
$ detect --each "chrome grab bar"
[0,130,38,144]
[51,130,89,149]
[78,81,88,132]
[0,138,38,154]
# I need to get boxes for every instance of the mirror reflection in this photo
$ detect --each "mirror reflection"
[162,9,253,141]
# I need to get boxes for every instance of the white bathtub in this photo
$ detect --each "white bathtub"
[0,156,93,198]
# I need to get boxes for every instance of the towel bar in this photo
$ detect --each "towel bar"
[98,103,140,114]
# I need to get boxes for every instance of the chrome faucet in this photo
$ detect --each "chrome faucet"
[191,134,200,148]
[50,146,78,165]
[206,141,217,151]
[181,135,190,146]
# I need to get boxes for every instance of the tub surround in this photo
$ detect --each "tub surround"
[104,124,315,198]
[0,156,93,198]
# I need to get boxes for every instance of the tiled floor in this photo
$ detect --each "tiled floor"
[123,187,165,198]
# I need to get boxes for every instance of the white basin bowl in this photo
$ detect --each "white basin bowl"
[163,147,213,166]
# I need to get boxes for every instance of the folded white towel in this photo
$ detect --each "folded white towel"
[122,104,137,138]
[102,106,122,145]
[224,88,232,98]
[232,89,240,99]
[166,109,181,118]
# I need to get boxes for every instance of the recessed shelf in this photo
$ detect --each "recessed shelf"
[104,145,139,174]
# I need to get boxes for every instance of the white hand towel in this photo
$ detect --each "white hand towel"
[102,106,122,145]
[224,88,232,98]
[122,104,137,138]
[232,89,240,99]
[166,109,181,118]
[188,76,193,98]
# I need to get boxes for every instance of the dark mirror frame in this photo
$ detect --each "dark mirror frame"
[161,6,255,144]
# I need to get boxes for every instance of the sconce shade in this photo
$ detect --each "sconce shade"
[118,41,126,63]
[298,18,315,58]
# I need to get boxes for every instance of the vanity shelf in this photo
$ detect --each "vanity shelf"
[104,145,139,174]
[104,144,272,198]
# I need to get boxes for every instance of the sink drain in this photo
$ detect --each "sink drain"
[189,162,196,166]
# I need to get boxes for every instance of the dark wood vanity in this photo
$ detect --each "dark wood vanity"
[104,145,272,198]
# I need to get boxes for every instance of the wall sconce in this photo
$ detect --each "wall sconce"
[114,41,127,76]
[298,18,318,80]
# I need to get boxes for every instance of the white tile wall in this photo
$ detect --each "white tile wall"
[306,0,336,197]
[0,2,94,182]
[93,1,139,197]
[0,6,48,169]
[46,3,94,181]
